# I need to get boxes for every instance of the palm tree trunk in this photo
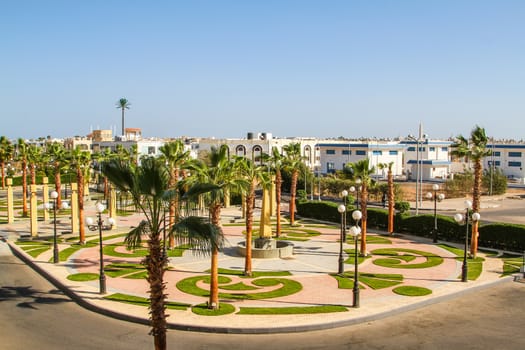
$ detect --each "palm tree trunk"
[360,184,368,255]
[275,170,282,237]
[22,161,28,217]
[54,164,62,209]
[209,204,222,309]
[244,181,255,276]
[30,166,36,185]
[77,169,86,244]
[1,163,5,189]
[147,230,167,350]
[289,170,298,225]
[471,160,482,257]
[168,168,178,249]
[387,169,394,234]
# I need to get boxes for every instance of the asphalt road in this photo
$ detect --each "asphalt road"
[1,240,524,350]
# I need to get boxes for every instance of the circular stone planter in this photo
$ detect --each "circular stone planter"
[237,239,294,259]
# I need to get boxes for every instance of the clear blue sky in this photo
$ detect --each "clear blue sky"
[1,0,524,141]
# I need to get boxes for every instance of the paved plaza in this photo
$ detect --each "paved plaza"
[2,198,521,334]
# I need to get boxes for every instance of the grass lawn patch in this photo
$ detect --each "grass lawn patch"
[176,275,302,300]
[238,305,348,315]
[393,286,432,296]
[502,255,523,276]
[215,268,292,278]
[348,235,392,245]
[104,293,190,310]
[372,248,444,269]
[439,244,485,280]
[191,303,236,316]
[332,272,403,290]
[67,273,99,281]
[105,263,146,278]
[343,249,371,265]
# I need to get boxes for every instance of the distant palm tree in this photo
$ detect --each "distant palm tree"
[159,140,191,248]
[181,145,247,308]
[69,146,91,244]
[0,136,14,189]
[46,142,67,209]
[451,125,491,257]
[236,157,269,276]
[116,98,131,136]
[378,162,394,234]
[282,143,303,225]
[27,144,44,185]
[102,157,170,350]
[16,138,29,216]
[349,158,375,255]
[269,147,285,237]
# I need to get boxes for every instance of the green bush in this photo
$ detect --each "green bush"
[479,223,525,251]
[394,201,410,214]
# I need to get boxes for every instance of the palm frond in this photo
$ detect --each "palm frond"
[171,216,225,256]
[124,220,150,250]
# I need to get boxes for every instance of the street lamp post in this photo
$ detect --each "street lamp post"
[454,200,480,282]
[349,210,362,308]
[349,178,362,211]
[426,184,445,243]
[341,190,348,241]
[337,204,346,275]
[87,202,107,294]
[50,191,59,263]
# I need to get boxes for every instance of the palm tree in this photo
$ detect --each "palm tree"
[349,158,375,255]
[269,147,285,237]
[69,146,91,244]
[27,144,44,185]
[282,143,303,225]
[116,98,131,136]
[0,136,14,189]
[182,145,247,309]
[46,142,66,209]
[102,157,169,350]
[378,162,395,234]
[159,140,191,249]
[16,138,29,216]
[236,157,269,276]
[451,125,491,257]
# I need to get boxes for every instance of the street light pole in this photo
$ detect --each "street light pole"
[337,204,346,275]
[426,184,445,243]
[50,191,59,263]
[91,202,107,294]
[350,210,362,308]
[341,190,348,241]
[454,200,480,283]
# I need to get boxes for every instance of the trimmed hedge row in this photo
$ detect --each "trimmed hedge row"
[296,200,525,252]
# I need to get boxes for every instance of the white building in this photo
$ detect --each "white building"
[401,139,452,180]
[483,143,525,184]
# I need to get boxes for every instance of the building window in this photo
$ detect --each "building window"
[509,152,522,157]
[326,149,336,155]
[407,147,415,152]
[441,147,448,152]
[148,146,156,154]
[389,150,398,155]
[418,147,425,152]
[356,150,366,155]
[372,150,382,155]
[494,151,501,157]
[488,161,501,166]
[342,150,351,155]
[327,162,335,173]
[509,161,522,167]
[429,147,435,152]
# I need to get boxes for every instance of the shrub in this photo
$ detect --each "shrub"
[394,201,410,214]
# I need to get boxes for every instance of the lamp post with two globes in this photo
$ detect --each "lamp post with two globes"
[454,200,480,282]
[426,184,445,243]
[349,210,362,308]
[86,202,113,294]
[337,204,346,275]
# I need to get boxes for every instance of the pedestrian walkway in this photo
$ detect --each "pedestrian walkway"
[1,204,519,334]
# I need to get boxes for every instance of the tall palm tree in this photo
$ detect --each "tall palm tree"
[269,147,285,237]
[159,140,191,249]
[451,125,491,257]
[16,138,29,216]
[349,158,375,255]
[27,144,44,185]
[182,145,247,309]
[0,136,14,189]
[378,162,395,234]
[69,146,91,244]
[236,157,269,276]
[116,98,131,136]
[46,142,67,209]
[282,143,303,225]
[102,157,169,350]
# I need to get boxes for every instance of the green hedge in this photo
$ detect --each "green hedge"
[296,200,525,252]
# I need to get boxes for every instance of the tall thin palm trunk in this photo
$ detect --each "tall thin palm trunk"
[289,170,298,225]
[77,168,86,244]
[360,185,368,254]
[244,179,256,276]
[387,168,394,234]
[209,203,222,309]
[275,170,282,237]
[22,160,28,217]
[471,159,483,256]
